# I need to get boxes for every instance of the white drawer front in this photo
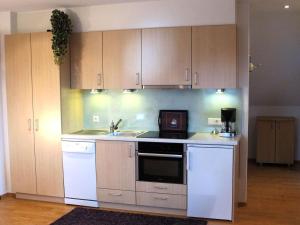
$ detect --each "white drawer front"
[136,181,186,195]
[97,189,136,205]
[136,192,186,209]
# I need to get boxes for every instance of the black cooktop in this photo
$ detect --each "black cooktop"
[137,131,195,140]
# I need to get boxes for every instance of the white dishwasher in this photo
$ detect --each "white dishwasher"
[62,139,99,207]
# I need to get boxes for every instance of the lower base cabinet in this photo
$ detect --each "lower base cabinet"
[187,144,237,221]
[97,189,136,205]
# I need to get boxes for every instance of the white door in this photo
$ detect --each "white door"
[187,145,234,220]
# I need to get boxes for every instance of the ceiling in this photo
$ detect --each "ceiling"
[0,0,156,12]
[250,0,300,12]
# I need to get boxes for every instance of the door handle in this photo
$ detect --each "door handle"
[185,68,190,81]
[136,72,140,85]
[28,119,32,131]
[128,145,133,158]
[35,119,39,132]
[194,72,199,85]
[97,73,102,87]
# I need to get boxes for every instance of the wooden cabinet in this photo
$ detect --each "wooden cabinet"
[70,31,103,89]
[103,29,141,89]
[256,117,295,165]
[5,33,65,197]
[192,25,237,88]
[142,27,192,86]
[5,34,36,195]
[96,141,135,191]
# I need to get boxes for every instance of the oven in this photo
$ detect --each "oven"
[137,142,186,184]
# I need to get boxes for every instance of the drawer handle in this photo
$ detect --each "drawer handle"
[154,185,168,190]
[153,196,168,201]
[109,192,122,197]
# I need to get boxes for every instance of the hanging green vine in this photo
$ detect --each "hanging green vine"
[50,9,72,65]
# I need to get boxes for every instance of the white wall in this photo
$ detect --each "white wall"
[0,11,12,195]
[249,8,300,160]
[16,0,236,33]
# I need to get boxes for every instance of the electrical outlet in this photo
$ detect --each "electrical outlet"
[93,115,100,122]
[208,118,222,126]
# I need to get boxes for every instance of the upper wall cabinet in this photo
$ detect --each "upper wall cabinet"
[192,25,237,89]
[103,29,142,89]
[70,31,103,89]
[142,27,192,86]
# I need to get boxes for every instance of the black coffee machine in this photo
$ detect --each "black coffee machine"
[219,108,236,137]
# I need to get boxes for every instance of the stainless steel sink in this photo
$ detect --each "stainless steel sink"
[71,130,110,135]
[107,131,145,137]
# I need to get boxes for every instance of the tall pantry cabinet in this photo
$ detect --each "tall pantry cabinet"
[5,32,65,197]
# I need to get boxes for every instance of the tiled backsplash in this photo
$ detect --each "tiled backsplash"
[82,89,241,132]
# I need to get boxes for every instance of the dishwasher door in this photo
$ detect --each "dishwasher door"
[62,140,98,207]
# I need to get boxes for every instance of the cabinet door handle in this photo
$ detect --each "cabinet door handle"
[109,192,122,197]
[185,68,190,81]
[194,72,199,85]
[28,119,32,131]
[186,151,190,171]
[97,73,102,87]
[154,185,168,190]
[35,119,39,132]
[128,144,133,158]
[153,196,168,201]
[136,73,140,85]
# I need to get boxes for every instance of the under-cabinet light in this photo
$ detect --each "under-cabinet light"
[216,89,225,94]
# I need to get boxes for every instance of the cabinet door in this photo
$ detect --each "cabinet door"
[70,32,103,89]
[187,145,233,220]
[142,27,191,86]
[96,141,135,191]
[5,34,36,194]
[31,32,64,197]
[256,120,276,163]
[276,120,295,164]
[192,25,237,88]
[103,29,141,89]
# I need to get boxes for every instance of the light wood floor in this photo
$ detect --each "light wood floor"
[0,162,299,225]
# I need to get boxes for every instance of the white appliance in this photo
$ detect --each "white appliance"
[62,139,99,207]
[187,144,234,221]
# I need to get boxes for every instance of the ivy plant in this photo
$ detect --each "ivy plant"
[50,9,72,65]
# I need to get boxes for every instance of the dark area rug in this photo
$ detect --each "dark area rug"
[51,207,207,225]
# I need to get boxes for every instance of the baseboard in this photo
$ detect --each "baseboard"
[99,202,187,217]
[16,193,64,204]
[0,193,15,199]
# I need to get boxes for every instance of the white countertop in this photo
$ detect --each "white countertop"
[61,132,240,146]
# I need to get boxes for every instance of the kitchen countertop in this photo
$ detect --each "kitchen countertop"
[61,132,240,146]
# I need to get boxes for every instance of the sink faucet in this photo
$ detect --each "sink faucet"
[110,119,122,133]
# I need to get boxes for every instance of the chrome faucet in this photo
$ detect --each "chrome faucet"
[110,119,122,133]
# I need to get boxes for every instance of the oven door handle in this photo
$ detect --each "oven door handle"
[137,152,183,159]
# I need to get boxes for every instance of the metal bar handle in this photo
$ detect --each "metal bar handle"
[153,196,168,201]
[186,150,190,171]
[28,119,31,131]
[194,72,199,85]
[136,72,140,85]
[109,192,122,196]
[128,144,133,158]
[97,73,102,86]
[35,119,39,132]
[137,152,182,158]
[185,68,190,81]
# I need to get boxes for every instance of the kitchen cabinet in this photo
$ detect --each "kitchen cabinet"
[187,144,238,221]
[70,31,103,89]
[192,25,237,88]
[96,141,136,204]
[103,29,142,89]
[256,117,295,165]
[5,33,65,197]
[142,27,192,86]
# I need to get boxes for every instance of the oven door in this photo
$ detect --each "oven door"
[137,152,184,184]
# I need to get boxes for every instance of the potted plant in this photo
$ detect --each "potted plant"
[50,9,72,65]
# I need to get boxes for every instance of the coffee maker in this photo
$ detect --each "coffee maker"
[219,108,236,138]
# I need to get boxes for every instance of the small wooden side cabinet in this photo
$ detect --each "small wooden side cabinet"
[256,116,295,165]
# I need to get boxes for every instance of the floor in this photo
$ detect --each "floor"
[0,162,299,225]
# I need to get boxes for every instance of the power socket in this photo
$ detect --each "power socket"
[208,118,222,126]
[93,115,100,122]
